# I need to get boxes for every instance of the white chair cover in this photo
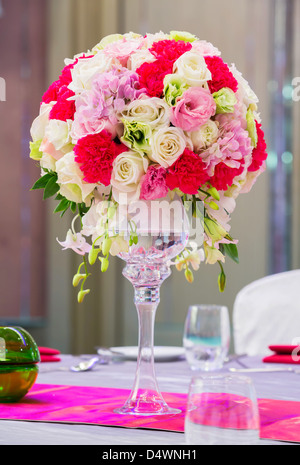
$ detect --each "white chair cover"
[233,270,300,356]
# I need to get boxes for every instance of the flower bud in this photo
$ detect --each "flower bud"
[77,289,90,303]
[218,269,226,292]
[185,267,194,283]
[207,186,220,201]
[204,218,227,244]
[99,256,109,272]
[72,273,86,287]
[88,247,100,265]
[208,201,219,211]
[107,205,117,220]
[102,238,112,256]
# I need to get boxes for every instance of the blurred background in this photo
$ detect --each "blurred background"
[0,0,299,354]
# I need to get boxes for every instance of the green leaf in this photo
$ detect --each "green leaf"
[43,175,60,200]
[53,198,70,214]
[31,173,53,190]
[70,202,77,213]
[222,243,239,264]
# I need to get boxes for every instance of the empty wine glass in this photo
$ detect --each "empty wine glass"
[185,374,260,445]
[183,305,230,371]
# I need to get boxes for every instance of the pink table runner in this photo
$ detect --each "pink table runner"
[0,383,300,443]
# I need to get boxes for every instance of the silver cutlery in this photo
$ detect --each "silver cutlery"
[70,357,102,372]
[229,367,299,373]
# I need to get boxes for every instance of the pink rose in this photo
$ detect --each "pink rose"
[170,87,216,132]
[140,165,168,200]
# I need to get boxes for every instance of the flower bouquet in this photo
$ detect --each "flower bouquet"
[30,30,267,415]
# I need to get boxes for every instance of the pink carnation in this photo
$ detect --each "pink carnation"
[74,131,127,185]
[166,148,210,195]
[140,165,168,200]
[201,115,252,190]
[205,56,238,94]
[42,80,60,104]
[136,59,173,98]
[150,39,192,62]
[103,38,143,67]
[49,86,76,121]
[170,87,216,132]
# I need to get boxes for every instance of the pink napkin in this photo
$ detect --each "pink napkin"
[38,347,61,363]
[263,345,300,364]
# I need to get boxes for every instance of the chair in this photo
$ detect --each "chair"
[233,270,300,356]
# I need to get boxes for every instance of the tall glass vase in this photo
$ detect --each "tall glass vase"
[113,197,189,415]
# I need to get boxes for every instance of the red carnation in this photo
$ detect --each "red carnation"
[205,56,238,94]
[136,59,173,98]
[248,122,268,172]
[166,148,210,195]
[49,86,76,121]
[42,80,61,104]
[209,162,244,191]
[150,39,192,62]
[74,131,127,185]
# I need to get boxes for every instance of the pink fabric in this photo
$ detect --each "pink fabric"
[0,384,300,443]
[38,347,61,363]
[263,355,300,365]
[263,345,300,364]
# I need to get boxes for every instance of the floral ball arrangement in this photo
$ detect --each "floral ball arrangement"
[30,31,268,302]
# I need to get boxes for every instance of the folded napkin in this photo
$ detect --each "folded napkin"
[263,345,300,364]
[38,347,61,363]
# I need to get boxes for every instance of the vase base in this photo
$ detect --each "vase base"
[114,405,181,416]
[114,393,181,416]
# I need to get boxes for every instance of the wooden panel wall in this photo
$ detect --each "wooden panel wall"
[0,0,47,326]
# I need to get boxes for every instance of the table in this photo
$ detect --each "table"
[0,354,297,445]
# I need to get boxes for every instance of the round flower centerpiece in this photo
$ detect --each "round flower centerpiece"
[30,30,268,415]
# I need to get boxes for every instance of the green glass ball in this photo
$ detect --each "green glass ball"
[0,327,40,402]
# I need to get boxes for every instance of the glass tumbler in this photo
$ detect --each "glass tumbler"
[185,374,260,445]
[183,305,230,371]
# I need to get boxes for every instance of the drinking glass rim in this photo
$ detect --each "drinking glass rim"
[188,304,229,312]
[189,373,255,386]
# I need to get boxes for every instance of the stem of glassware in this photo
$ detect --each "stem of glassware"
[114,281,180,415]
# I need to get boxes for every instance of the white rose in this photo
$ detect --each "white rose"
[40,153,56,172]
[120,96,170,129]
[148,126,187,168]
[127,49,156,71]
[230,63,259,108]
[44,119,73,152]
[191,120,219,152]
[144,31,170,48]
[111,150,148,202]
[30,103,53,142]
[68,53,116,94]
[173,51,211,87]
[56,152,96,205]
